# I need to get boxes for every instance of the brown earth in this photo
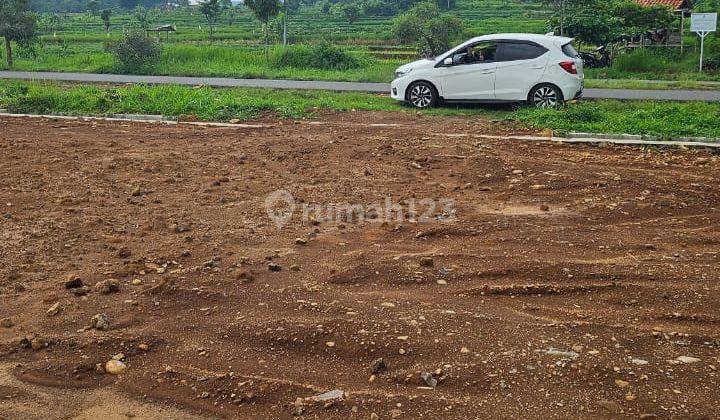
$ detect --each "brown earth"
[0,112,719,419]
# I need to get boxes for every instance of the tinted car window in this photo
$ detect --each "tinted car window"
[452,42,498,65]
[497,42,548,61]
[562,43,579,58]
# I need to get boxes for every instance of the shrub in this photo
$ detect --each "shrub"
[105,32,162,73]
[273,43,363,70]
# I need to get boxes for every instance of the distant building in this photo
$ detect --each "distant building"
[632,0,693,13]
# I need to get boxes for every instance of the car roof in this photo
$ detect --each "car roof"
[465,33,573,47]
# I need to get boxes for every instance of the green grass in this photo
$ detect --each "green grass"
[515,100,720,138]
[8,4,719,87]
[1,80,719,139]
[13,42,720,87]
[7,40,720,88]
[4,42,403,83]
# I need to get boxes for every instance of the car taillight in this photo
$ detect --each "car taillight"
[559,61,577,74]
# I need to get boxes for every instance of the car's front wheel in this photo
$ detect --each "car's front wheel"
[407,82,437,109]
[529,84,563,108]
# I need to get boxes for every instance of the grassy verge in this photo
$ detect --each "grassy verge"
[6,41,720,89]
[514,100,720,138]
[0,80,719,139]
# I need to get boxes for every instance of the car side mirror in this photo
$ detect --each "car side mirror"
[443,57,453,66]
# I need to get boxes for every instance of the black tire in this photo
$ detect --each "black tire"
[406,81,438,109]
[528,84,563,108]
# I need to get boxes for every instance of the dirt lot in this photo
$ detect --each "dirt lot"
[0,112,719,419]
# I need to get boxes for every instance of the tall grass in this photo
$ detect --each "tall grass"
[613,49,670,73]
[585,48,720,81]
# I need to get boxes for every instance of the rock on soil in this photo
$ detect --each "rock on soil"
[105,360,127,375]
[90,313,110,331]
[95,279,120,294]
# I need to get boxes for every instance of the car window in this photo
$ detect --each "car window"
[452,42,497,65]
[562,42,579,58]
[497,42,548,62]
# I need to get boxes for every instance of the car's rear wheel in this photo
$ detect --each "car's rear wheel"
[529,84,563,108]
[407,82,437,109]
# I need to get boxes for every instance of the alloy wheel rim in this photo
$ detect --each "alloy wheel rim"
[410,85,432,108]
[533,87,557,108]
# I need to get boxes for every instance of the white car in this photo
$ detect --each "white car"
[390,33,584,108]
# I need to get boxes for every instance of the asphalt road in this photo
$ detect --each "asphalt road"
[2,70,720,102]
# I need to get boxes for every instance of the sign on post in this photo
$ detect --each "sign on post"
[691,13,717,72]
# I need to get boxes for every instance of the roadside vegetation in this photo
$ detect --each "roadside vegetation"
[2,0,719,86]
[6,42,401,82]
[586,48,720,82]
[2,80,719,138]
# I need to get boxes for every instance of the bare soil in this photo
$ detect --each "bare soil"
[0,112,719,419]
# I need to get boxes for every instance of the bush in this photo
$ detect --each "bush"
[273,43,363,70]
[105,32,162,73]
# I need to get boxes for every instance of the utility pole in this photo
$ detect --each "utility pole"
[282,0,287,46]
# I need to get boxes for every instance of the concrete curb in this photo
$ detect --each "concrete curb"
[0,112,271,128]
[0,112,717,148]
[514,135,720,149]
[459,134,720,149]
[569,131,720,143]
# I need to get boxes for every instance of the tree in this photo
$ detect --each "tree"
[0,0,37,67]
[321,1,331,14]
[245,0,281,61]
[340,2,360,24]
[39,13,62,37]
[392,1,462,56]
[133,5,150,29]
[199,0,224,40]
[614,1,673,38]
[543,0,579,36]
[280,0,300,46]
[226,2,240,25]
[560,0,674,46]
[437,0,456,10]
[120,0,140,9]
[363,0,398,15]
[101,9,112,34]
[86,0,100,15]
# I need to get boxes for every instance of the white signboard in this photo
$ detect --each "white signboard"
[691,13,717,72]
[691,13,717,33]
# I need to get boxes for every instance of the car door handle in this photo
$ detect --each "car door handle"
[480,70,495,74]
[530,66,545,69]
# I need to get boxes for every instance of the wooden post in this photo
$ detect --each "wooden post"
[4,38,12,68]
